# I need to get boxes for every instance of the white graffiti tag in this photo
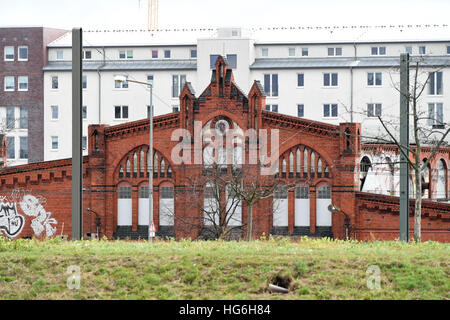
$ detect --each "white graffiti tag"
[19,195,58,237]
[0,200,25,238]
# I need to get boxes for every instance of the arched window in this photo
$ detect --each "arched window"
[385,157,395,195]
[119,166,124,178]
[310,152,315,177]
[317,158,323,178]
[204,182,219,226]
[282,158,287,178]
[138,183,150,226]
[296,148,301,178]
[421,159,431,198]
[226,185,241,226]
[295,184,309,227]
[303,149,308,178]
[160,182,174,226]
[360,156,372,191]
[316,184,331,227]
[289,152,294,177]
[133,152,138,177]
[160,159,166,178]
[140,150,145,177]
[203,145,214,167]
[233,145,243,167]
[167,165,172,178]
[117,183,132,226]
[436,159,447,199]
[273,185,288,227]
[126,159,131,178]
[153,153,158,177]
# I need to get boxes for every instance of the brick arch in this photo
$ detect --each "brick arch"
[277,144,333,180]
[114,145,175,184]
[201,110,247,131]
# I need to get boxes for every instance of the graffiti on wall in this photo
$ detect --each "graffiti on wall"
[0,190,58,238]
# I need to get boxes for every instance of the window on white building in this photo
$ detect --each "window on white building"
[51,136,59,150]
[428,71,443,95]
[302,48,308,56]
[6,137,15,159]
[447,46,450,55]
[297,104,304,117]
[119,50,133,59]
[51,106,59,120]
[405,46,412,54]
[82,106,87,119]
[288,48,296,56]
[19,137,28,159]
[419,46,426,55]
[19,107,28,129]
[226,54,237,69]
[82,136,87,150]
[328,47,342,56]
[190,49,197,58]
[18,46,28,61]
[323,104,338,118]
[18,76,28,91]
[82,75,87,89]
[367,72,382,86]
[56,50,64,60]
[265,104,278,112]
[172,74,186,98]
[262,48,268,57]
[371,46,386,55]
[297,73,304,87]
[164,50,171,58]
[323,73,338,87]
[114,76,128,89]
[114,106,129,119]
[428,103,444,127]
[152,50,158,58]
[4,46,14,61]
[367,103,382,117]
[51,76,58,89]
[264,74,278,96]
[83,50,92,59]
[4,76,14,91]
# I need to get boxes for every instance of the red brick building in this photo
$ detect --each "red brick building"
[0,57,448,241]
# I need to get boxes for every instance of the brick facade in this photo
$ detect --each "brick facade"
[0,56,448,241]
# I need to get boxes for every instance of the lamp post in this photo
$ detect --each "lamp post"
[114,75,154,242]
[328,204,352,240]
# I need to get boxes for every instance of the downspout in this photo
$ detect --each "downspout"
[97,47,106,124]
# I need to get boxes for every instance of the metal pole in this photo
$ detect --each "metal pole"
[399,53,410,242]
[72,28,83,240]
[149,85,154,242]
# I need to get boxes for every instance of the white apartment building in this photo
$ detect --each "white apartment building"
[43,25,450,161]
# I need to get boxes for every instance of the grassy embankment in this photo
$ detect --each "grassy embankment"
[0,237,448,299]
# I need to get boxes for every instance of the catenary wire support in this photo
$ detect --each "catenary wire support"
[72,28,83,240]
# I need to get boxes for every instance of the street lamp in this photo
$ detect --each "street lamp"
[114,75,154,242]
[327,204,352,240]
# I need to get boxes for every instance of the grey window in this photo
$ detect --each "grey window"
[51,136,58,150]
[57,50,63,60]
[324,104,338,117]
[6,136,15,159]
[297,104,304,117]
[4,76,14,90]
[272,105,278,113]
[274,186,288,199]
[262,48,268,57]
[140,186,149,198]
[302,48,308,56]
[379,47,386,55]
[84,50,91,59]
[210,54,219,68]
[297,73,304,87]
[82,75,87,89]
[447,46,450,55]
[324,73,338,86]
[164,50,171,58]
[18,76,28,91]
[226,54,237,69]
[119,50,126,59]
[295,186,309,199]
[265,105,270,111]
[371,47,378,55]
[18,46,28,60]
[51,76,58,89]
[419,46,426,54]
[51,106,58,119]
[19,107,28,129]
[264,74,278,96]
[368,72,382,86]
[161,187,174,199]
[429,71,443,95]
[367,103,382,117]
[172,74,186,97]
[82,136,87,150]
[19,136,28,159]
[190,49,197,58]
[6,107,15,129]
[172,105,179,113]
[4,46,14,60]
[328,48,334,56]
[118,186,132,199]
[126,50,133,59]
[317,186,331,199]
[115,106,128,119]
[428,103,444,126]
[288,48,295,56]
[82,106,87,119]
[405,46,412,54]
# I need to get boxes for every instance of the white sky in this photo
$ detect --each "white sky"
[0,0,449,30]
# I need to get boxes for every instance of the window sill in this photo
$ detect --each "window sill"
[4,89,15,92]
[321,86,339,89]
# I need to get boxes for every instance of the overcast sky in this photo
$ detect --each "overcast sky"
[0,0,449,30]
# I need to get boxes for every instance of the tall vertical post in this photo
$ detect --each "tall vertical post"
[399,53,410,242]
[72,28,83,240]
[148,86,154,242]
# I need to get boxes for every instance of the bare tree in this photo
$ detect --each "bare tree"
[354,58,450,241]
